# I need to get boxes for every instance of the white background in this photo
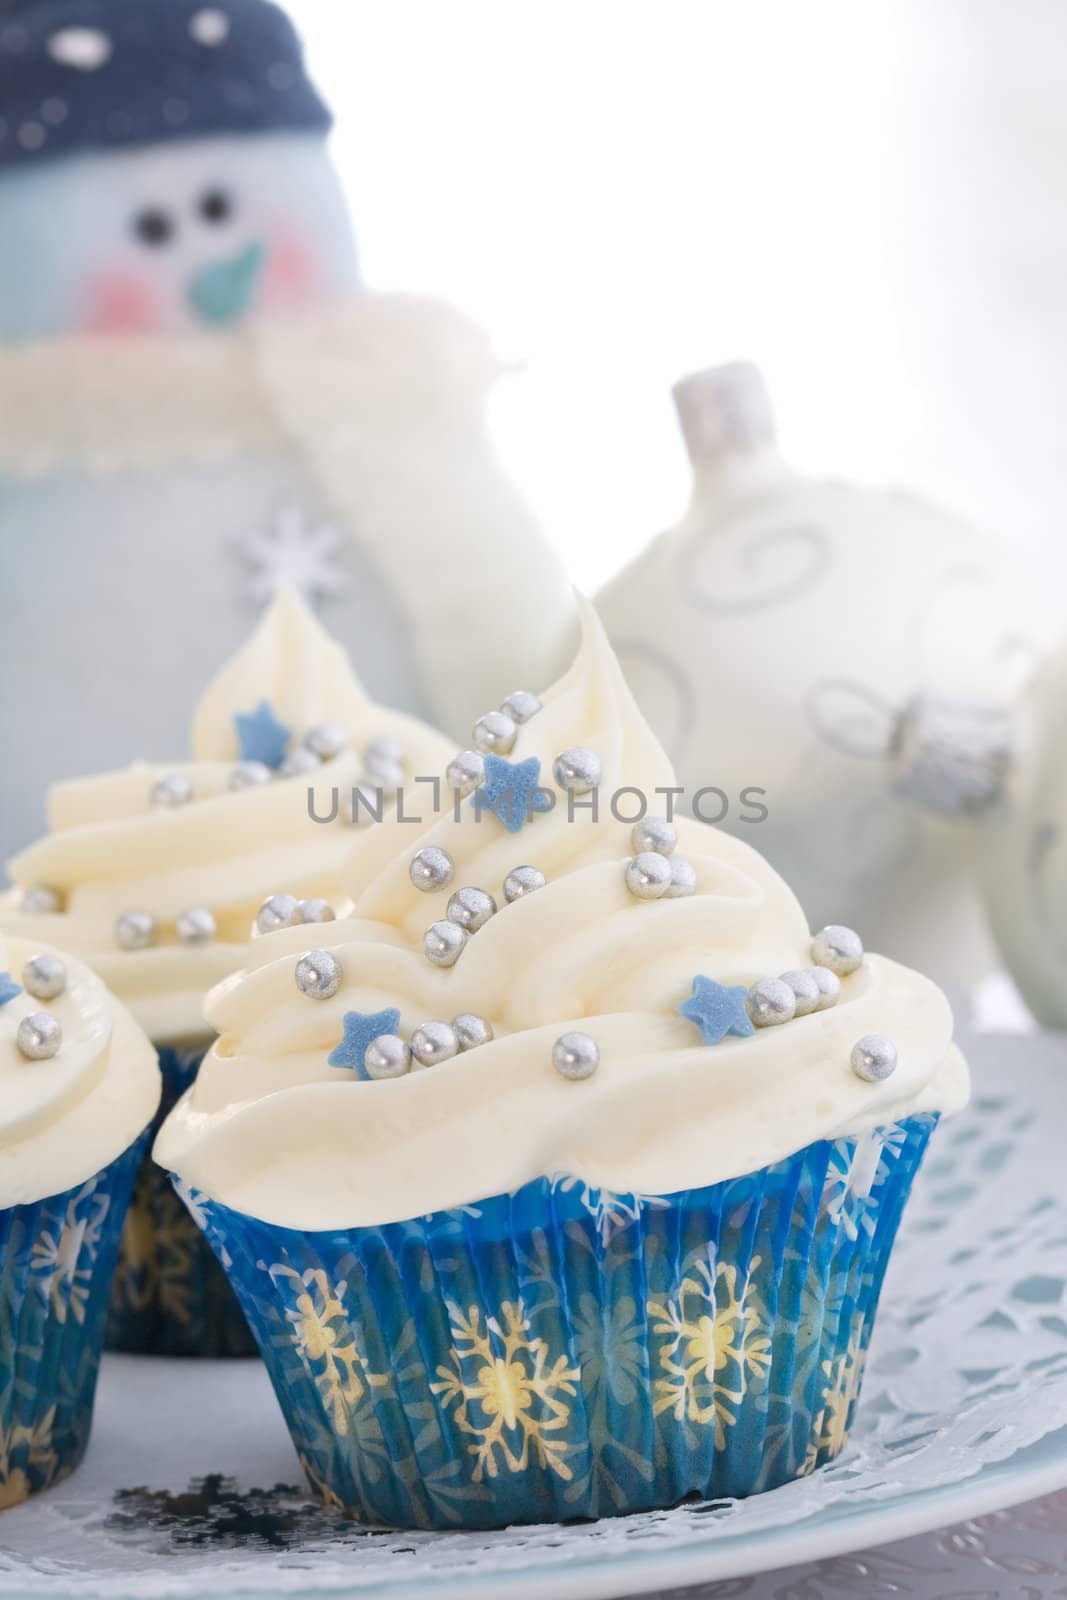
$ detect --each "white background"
[288,0,1067,596]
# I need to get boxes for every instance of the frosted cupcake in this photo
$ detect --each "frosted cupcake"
[157,602,968,1526]
[0,934,159,1505]
[3,590,450,1357]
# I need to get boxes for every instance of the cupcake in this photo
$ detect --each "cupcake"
[0,934,159,1505]
[157,601,969,1526]
[2,590,451,1357]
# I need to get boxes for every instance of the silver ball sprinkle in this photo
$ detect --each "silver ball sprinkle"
[554,746,602,794]
[503,865,546,903]
[447,886,497,932]
[851,1033,898,1083]
[19,886,61,915]
[175,907,217,947]
[21,953,66,1001]
[780,969,821,1017]
[410,1019,459,1068]
[255,893,304,936]
[362,759,404,796]
[500,690,542,724]
[424,920,468,967]
[453,1013,494,1051]
[472,710,518,756]
[229,760,272,791]
[294,948,343,1000]
[552,1031,600,1080]
[299,898,336,924]
[364,1033,412,1079]
[631,816,678,857]
[625,852,673,900]
[410,845,455,893]
[150,772,193,808]
[665,857,697,898]
[446,749,485,797]
[280,748,320,779]
[746,977,798,1028]
[115,910,157,951]
[304,722,347,761]
[16,1011,62,1061]
[810,966,842,1011]
[365,735,404,771]
[811,924,864,977]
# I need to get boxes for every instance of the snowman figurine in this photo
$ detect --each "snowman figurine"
[0,0,575,856]
[598,362,1062,991]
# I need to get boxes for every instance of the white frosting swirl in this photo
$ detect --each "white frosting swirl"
[0,934,160,1208]
[156,602,969,1228]
[2,592,452,1042]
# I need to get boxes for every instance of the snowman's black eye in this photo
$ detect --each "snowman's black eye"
[199,187,234,225]
[133,207,175,247]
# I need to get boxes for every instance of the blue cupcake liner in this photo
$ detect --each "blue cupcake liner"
[176,1113,937,1529]
[0,1130,147,1508]
[106,1044,257,1358]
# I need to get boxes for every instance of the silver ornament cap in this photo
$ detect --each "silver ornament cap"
[453,1013,494,1051]
[447,887,497,932]
[410,1020,459,1068]
[294,948,343,1000]
[255,894,304,936]
[625,852,673,900]
[17,1011,62,1060]
[851,1033,898,1082]
[552,1031,600,1080]
[410,846,455,893]
[365,1033,412,1079]
[811,925,864,977]
[503,865,546,903]
[472,710,518,756]
[747,977,797,1028]
[554,746,602,794]
[631,816,678,857]
[115,910,157,951]
[424,921,468,967]
[21,953,66,1001]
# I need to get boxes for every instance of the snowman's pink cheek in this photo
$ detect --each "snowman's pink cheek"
[81,270,165,335]
[262,230,321,308]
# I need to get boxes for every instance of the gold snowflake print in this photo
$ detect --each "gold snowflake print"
[800,1318,867,1474]
[648,1255,771,1447]
[30,1184,110,1325]
[269,1264,390,1436]
[431,1301,579,1483]
[0,1408,58,1509]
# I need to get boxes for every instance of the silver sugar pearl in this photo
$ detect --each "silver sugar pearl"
[500,690,542,724]
[424,920,468,967]
[115,910,157,951]
[17,1011,62,1060]
[811,924,864,977]
[19,886,61,915]
[255,894,304,936]
[175,907,216,946]
[364,1033,412,1079]
[631,815,678,857]
[280,748,320,779]
[554,746,602,794]
[810,966,842,1011]
[410,1019,459,1068]
[446,749,485,797]
[851,1033,898,1082]
[304,722,348,761]
[447,886,497,932]
[552,1031,600,1080]
[503,865,546,903]
[229,760,272,790]
[150,772,193,808]
[294,948,343,1000]
[665,857,697,898]
[299,898,336,924]
[453,1013,494,1051]
[410,845,455,893]
[21,953,66,1001]
[362,759,404,795]
[365,735,404,770]
[747,977,797,1028]
[780,969,821,1017]
[472,710,518,756]
[625,852,673,900]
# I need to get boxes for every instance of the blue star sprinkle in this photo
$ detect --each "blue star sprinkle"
[678,976,755,1046]
[474,754,554,834]
[329,1009,402,1080]
[234,700,291,769]
[0,973,21,1008]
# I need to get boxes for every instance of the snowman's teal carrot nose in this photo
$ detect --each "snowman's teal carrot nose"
[187,239,266,326]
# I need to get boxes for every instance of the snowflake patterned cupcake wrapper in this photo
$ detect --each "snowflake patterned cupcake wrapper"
[106,1044,257,1359]
[174,1113,937,1531]
[0,1130,148,1509]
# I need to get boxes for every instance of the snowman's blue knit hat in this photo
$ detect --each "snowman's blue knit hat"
[0,0,332,170]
